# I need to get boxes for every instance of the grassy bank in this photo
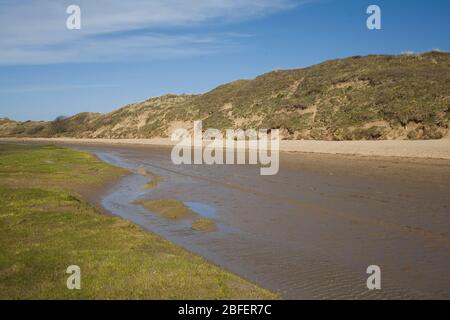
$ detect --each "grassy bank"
[0,144,277,299]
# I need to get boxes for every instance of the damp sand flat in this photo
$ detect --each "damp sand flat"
[3,137,450,160]
[59,143,450,299]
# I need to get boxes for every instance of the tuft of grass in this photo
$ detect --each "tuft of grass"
[143,174,161,190]
[192,218,218,232]
[134,168,161,190]
[0,144,278,299]
[135,168,148,175]
[138,199,194,220]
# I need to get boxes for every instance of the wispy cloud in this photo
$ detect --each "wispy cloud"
[0,0,298,65]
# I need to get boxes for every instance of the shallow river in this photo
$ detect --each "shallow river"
[70,143,450,299]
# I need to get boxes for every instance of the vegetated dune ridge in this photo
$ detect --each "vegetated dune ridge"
[1,51,450,141]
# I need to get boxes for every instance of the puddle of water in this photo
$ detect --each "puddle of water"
[185,202,217,219]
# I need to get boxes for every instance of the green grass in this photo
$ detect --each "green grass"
[143,175,161,189]
[0,144,127,191]
[0,144,277,299]
[192,218,218,232]
[138,199,219,232]
[137,199,195,220]
[133,168,162,189]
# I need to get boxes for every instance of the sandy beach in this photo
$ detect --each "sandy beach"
[2,137,450,160]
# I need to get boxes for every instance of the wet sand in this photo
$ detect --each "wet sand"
[8,140,450,299]
[50,142,448,300]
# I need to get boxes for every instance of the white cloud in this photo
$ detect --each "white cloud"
[0,0,298,65]
[431,48,447,53]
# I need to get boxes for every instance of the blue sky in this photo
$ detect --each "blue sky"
[1,0,449,121]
